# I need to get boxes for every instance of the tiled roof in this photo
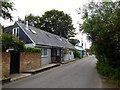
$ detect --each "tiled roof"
[17,22,76,50]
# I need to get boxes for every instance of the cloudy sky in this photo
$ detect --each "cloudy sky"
[1,0,94,48]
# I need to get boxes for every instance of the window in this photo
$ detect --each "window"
[42,48,47,56]
[57,49,60,56]
[29,29,37,34]
[55,37,59,40]
[12,27,19,37]
[46,33,51,38]
[51,48,57,57]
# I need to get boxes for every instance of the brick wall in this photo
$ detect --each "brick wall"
[1,52,10,78]
[20,52,41,72]
[1,52,41,78]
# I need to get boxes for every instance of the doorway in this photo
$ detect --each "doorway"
[51,48,61,63]
[10,51,20,74]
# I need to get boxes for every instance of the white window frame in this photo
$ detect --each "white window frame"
[41,48,48,57]
[57,49,60,56]
[12,27,19,38]
[12,28,15,36]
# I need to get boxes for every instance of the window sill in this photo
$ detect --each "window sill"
[41,55,48,58]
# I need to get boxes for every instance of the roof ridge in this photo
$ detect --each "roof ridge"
[16,21,76,50]
[17,22,66,39]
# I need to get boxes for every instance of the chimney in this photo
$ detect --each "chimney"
[26,21,28,30]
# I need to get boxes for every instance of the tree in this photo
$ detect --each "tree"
[80,1,120,82]
[68,39,80,46]
[24,14,41,28]
[23,10,76,39]
[0,0,14,21]
[81,1,120,66]
[40,10,76,39]
[1,33,25,51]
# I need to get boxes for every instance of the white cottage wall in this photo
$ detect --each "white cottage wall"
[63,51,74,61]
[41,49,51,66]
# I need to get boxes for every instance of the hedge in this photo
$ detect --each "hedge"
[25,47,41,52]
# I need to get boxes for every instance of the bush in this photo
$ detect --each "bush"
[25,47,41,52]
[96,60,120,84]
[73,51,82,59]
[1,33,41,52]
[2,33,26,51]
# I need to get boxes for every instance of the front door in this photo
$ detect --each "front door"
[51,48,61,63]
[56,48,61,63]
[10,51,20,74]
[51,48,57,63]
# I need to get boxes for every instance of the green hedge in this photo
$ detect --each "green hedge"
[2,33,26,52]
[25,47,41,52]
[96,60,120,85]
[1,33,41,52]
[73,51,82,59]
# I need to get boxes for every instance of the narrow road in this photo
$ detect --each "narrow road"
[3,55,116,88]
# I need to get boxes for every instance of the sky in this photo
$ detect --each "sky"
[1,0,93,49]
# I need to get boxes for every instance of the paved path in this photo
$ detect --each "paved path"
[3,55,116,88]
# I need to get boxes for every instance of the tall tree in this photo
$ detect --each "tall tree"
[81,1,120,67]
[0,0,14,21]
[25,14,41,28]
[68,39,80,46]
[80,1,120,82]
[39,10,76,39]
[23,10,76,39]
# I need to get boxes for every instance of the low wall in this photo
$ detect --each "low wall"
[20,52,41,72]
[1,52,10,78]
[1,52,41,78]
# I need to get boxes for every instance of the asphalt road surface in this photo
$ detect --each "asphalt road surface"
[3,55,117,88]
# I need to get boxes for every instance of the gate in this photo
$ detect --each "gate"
[10,51,20,74]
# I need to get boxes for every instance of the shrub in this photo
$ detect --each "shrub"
[2,33,25,51]
[73,51,82,59]
[25,47,41,52]
[1,33,41,52]
[96,60,120,83]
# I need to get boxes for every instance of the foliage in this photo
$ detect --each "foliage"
[0,24,2,51]
[25,14,41,28]
[39,9,76,39]
[0,24,2,36]
[25,47,41,52]
[80,1,120,83]
[73,51,81,59]
[90,44,95,54]
[2,33,25,51]
[0,0,14,21]
[2,33,41,52]
[63,48,69,54]
[68,39,80,46]
[96,60,120,85]
[21,9,76,39]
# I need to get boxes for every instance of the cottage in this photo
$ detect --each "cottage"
[75,46,85,56]
[4,22,76,66]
